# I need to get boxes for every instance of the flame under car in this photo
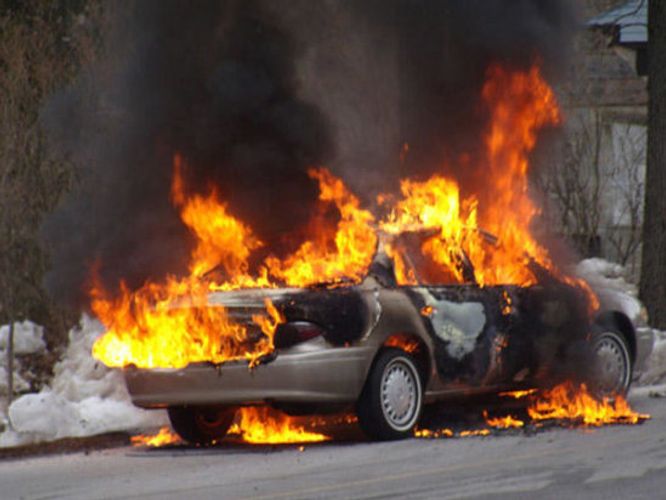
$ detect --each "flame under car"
[123,250,652,442]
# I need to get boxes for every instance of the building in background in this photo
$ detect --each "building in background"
[540,0,647,279]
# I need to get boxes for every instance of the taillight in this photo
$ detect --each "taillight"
[274,321,324,349]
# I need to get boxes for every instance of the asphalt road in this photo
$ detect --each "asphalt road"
[2,386,665,500]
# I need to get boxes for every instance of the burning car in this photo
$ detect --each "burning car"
[90,65,652,443]
[121,240,651,442]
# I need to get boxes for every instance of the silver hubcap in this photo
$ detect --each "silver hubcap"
[381,358,420,430]
[594,333,630,394]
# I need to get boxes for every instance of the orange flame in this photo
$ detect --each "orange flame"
[414,427,454,438]
[264,167,377,287]
[379,64,563,288]
[91,266,279,368]
[476,64,560,284]
[498,388,538,399]
[527,382,649,426]
[91,164,372,369]
[91,278,274,369]
[417,382,648,441]
[384,334,421,353]
[459,429,491,437]
[420,305,434,316]
[92,63,598,375]
[131,426,181,447]
[229,407,329,444]
[172,155,264,282]
[483,411,525,429]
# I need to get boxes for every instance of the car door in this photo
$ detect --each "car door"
[406,283,518,386]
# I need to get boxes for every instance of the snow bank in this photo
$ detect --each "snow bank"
[0,321,46,355]
[0,320,44,399]
[0,316,166,447]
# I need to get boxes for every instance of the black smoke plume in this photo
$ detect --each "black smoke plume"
[43,0,332,306]
[42,0,576,308]
[300,0,576,194]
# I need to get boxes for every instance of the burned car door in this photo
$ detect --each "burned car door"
[407,279,592,388]
[406,285,521,386]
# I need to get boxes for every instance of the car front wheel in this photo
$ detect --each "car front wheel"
[356,348,423,441]
[591,327,632,397]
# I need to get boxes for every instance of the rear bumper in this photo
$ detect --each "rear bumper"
[124,345,375,408]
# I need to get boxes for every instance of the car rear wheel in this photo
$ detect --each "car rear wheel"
[167,406,236,445]
[356,348,423,441]
[591,327,632,397]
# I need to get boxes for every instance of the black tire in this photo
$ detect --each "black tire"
[356,348,423,441]
[167,406,235,445]
[590,325,633,397]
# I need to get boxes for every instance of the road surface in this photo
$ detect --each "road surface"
[1,386,665,499]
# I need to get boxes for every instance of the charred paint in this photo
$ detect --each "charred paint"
[276,288,371,346]
[405,286,504,384]
[402,280,590,387]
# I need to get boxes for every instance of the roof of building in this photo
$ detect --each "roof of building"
[588,0,647,45]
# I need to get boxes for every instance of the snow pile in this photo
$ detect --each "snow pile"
[0,321,46,354]
[0,316,166,448]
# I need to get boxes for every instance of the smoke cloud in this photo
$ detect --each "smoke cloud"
[296,0,576,194]
[42,0,575,307]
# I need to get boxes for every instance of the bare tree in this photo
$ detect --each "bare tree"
[537,107,646,275]
[537,109,605,258]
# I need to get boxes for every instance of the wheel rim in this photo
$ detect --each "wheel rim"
[593,332,631,395]
[380,358,421,431]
